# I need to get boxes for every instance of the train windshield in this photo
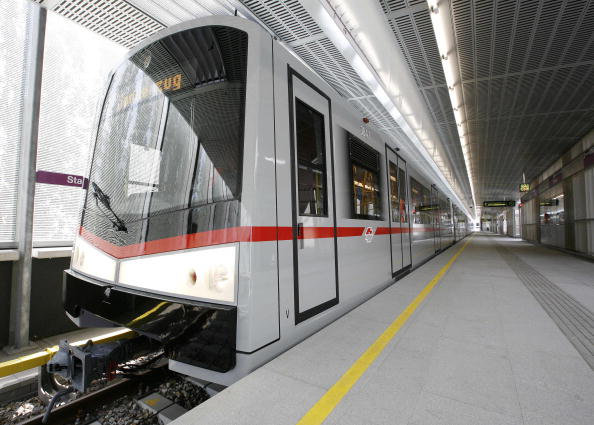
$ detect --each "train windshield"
[82,26,248,245]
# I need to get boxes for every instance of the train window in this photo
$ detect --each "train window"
[348,134,381,220]
[389,162,399,222]
[83,25,248,242]
[295,99,327,216]
[439,198,450,228]
[410,177,432,225]
[398,167,408,224]
[148,103,198,214]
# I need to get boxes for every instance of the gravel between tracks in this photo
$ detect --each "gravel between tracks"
[0,374,209,425]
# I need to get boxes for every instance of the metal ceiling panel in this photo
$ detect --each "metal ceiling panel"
[380,0,594,203]
[378,0,473,204]
[242,0,324,43]
[239,0,473,208]
[239,2,404,128]
[39,0,165,48]
[451,0,594,201]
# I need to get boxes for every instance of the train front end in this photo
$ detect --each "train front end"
[62,17,264,381]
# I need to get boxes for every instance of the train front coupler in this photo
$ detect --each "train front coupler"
[47,335,159,392]
[42,335,161,422]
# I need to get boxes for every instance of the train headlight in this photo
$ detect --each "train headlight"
[210,264,230,292]
[71,237,117,282]
[118,244,238,304]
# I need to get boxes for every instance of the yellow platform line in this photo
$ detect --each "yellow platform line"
[297,236,473,425]
[0,328,135,378]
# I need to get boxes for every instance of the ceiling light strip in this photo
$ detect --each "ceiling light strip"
[426,0,477,218]
[311,0,472,217]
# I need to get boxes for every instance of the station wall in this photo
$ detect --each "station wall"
[521,128,594,258]
[0,1,122,350]
[0,262,11,347]
[0,258,75,347]
[493,209,520,238]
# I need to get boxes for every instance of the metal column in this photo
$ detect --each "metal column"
[9,4,47,349]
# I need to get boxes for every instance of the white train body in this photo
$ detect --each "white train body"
[64,16,470,386]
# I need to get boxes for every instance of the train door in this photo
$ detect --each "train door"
[288,69,338,324]
[386,148,412,275]
[431,185,441,252]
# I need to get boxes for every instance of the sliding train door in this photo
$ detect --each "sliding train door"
[288,68,338,324]
[386,147,411,275]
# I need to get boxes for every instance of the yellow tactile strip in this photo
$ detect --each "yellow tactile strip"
[497,244,594,371]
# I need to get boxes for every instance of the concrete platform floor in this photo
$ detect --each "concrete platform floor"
[172,233,594,425]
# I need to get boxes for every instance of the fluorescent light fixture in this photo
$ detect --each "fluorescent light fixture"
[314,0,472,218]
[71,237,117,282]
[427,0,477,219]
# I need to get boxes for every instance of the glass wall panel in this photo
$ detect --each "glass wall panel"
[0,0,32,245]
[33,11,125,245]
[540,194,565,225]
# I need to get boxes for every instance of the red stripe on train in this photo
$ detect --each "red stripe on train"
[80,224,433,259]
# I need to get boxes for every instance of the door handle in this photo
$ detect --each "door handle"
[298,223,304,249]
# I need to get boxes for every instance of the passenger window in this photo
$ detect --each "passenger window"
[295,99,327,216]
[410,177,432,225]
[398,167,408,224]
[349,134,381,220]
[389,162,399,222]
[148,102,198,215]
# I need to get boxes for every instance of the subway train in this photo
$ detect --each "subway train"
[63,16,471,386]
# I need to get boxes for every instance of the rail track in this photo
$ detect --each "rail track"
[16,366,171,425]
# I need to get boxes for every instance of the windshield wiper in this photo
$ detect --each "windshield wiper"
[91,182,128,232]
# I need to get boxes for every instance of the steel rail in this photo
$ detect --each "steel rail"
[16,365,169,425]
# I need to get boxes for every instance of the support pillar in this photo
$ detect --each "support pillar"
[8,4,47,350]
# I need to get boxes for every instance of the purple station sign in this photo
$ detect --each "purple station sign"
[36,171,88,189]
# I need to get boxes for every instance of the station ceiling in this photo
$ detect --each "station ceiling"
[450,0,594,202]
[36,0,594,211]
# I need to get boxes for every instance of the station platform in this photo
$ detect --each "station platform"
[172,233,594,425]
